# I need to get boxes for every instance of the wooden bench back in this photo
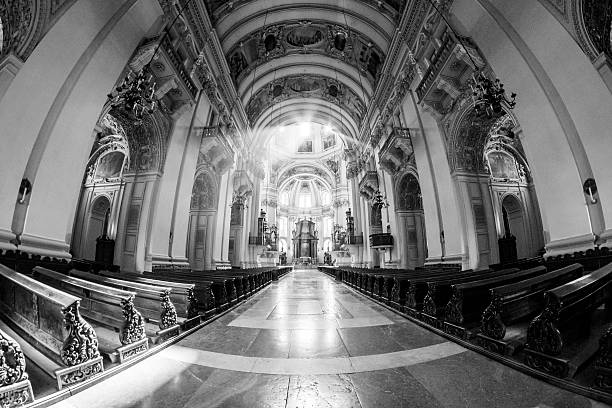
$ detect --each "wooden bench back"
[0,264,80,364]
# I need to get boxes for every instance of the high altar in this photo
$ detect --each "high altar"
[292,218,318,261]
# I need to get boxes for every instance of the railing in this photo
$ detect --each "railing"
[160,35,198,98]
[249,236,264,245]
[369,233,394,248]
[415,32,454,101]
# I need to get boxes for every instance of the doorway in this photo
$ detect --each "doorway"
[84,196,111,260]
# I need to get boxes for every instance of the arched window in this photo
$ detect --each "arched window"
[297,191,312,208]
[486,150,519,181]
[321,190,331,206]
[280,191,289,205]
[396,174,423,211]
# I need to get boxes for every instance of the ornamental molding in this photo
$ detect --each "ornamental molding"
[538,0,601,61]
[0,0,77,62]
[245,74,366,127]
[181,0,251,138]
[202,1,402,25]
[226,20,385,88]
[360,0,439,142]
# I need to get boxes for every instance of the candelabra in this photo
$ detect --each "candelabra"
[422,0,517,117]
[106,0,197,124]
[371,190,390,208]
[470,71,517,117]
[107,68,156,124]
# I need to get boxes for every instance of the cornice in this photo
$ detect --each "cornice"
[180,0,251,155]
[358,0,432,147]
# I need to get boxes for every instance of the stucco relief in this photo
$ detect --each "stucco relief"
[246,74,365,126]
[112,109,170,173]
[226,20,385,86]
[190,172,217,210]
[0,0,76,61]
[396,173,423,211]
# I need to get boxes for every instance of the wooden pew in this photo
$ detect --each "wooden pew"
[388,268,467,312]
[418,268,521,328]
[143,271,228,312]
[523,263,612,378]
[0,328,35,405]
[476,263,584,354]
[0,264,103,390]
[402,269,497,317]
[443,266,548,338]
[68,269,183,339]
[32,267,148,363]
[98,270,200,321]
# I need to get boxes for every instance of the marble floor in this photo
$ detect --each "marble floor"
[50,269,610,408]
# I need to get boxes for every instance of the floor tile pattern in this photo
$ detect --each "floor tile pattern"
[50,269,610,408]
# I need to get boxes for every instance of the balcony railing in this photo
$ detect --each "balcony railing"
[369,233,394,248]
[160,35,198,98]
[415,32,454,101]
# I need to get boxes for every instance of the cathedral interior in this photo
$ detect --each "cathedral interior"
[2,0,612,407]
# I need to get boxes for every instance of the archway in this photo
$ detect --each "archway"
[82,195,111,261]
[499,194,527,261]
[71,114,128,262]
[447,109,544,269]
[188,170,218,270]
[395,172,427,269]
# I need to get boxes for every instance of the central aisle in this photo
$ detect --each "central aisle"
[52,269,607,408]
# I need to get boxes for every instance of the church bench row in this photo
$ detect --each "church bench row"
[523,262,612,379]
[442,266,549,338]
[67,269,185,337]
[143,271,233,311]
[144,267,292,312]
[0,264,103,392]
[477,263,584,353]
[146,268,267,307]
[98,270,199,321]
[31,267,150,364]
[419,268,522,327]
[324,262,612,390]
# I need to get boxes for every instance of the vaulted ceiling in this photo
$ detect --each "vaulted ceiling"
[200,0,407,145]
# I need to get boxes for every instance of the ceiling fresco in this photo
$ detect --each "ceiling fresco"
[245,74,366,126]
[226,20,386,87]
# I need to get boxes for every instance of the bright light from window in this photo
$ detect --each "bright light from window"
[321,191,331,206]
[298,192,312,208]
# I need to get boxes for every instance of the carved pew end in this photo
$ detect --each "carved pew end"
[0,379,34,408]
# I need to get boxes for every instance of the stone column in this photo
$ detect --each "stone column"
[115,171,161,273]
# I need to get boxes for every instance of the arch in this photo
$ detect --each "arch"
[447,106,544,267]
[82,195,111,261]
[447,104,507,174]
[253,101,359,144]
[393,171,427,269]
[112,109,170,174]
[395,173,423,211]
[71,113,129,260]
[245,74,366,129]
[190,171,218,211]
[227,20,385,89]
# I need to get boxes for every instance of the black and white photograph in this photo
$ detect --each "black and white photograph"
[1,0,611,407]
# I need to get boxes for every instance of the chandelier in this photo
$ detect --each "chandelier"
[107,0,197,124]
[470,71,517,117]
[107,68,156,124]
[371,190,390,208]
